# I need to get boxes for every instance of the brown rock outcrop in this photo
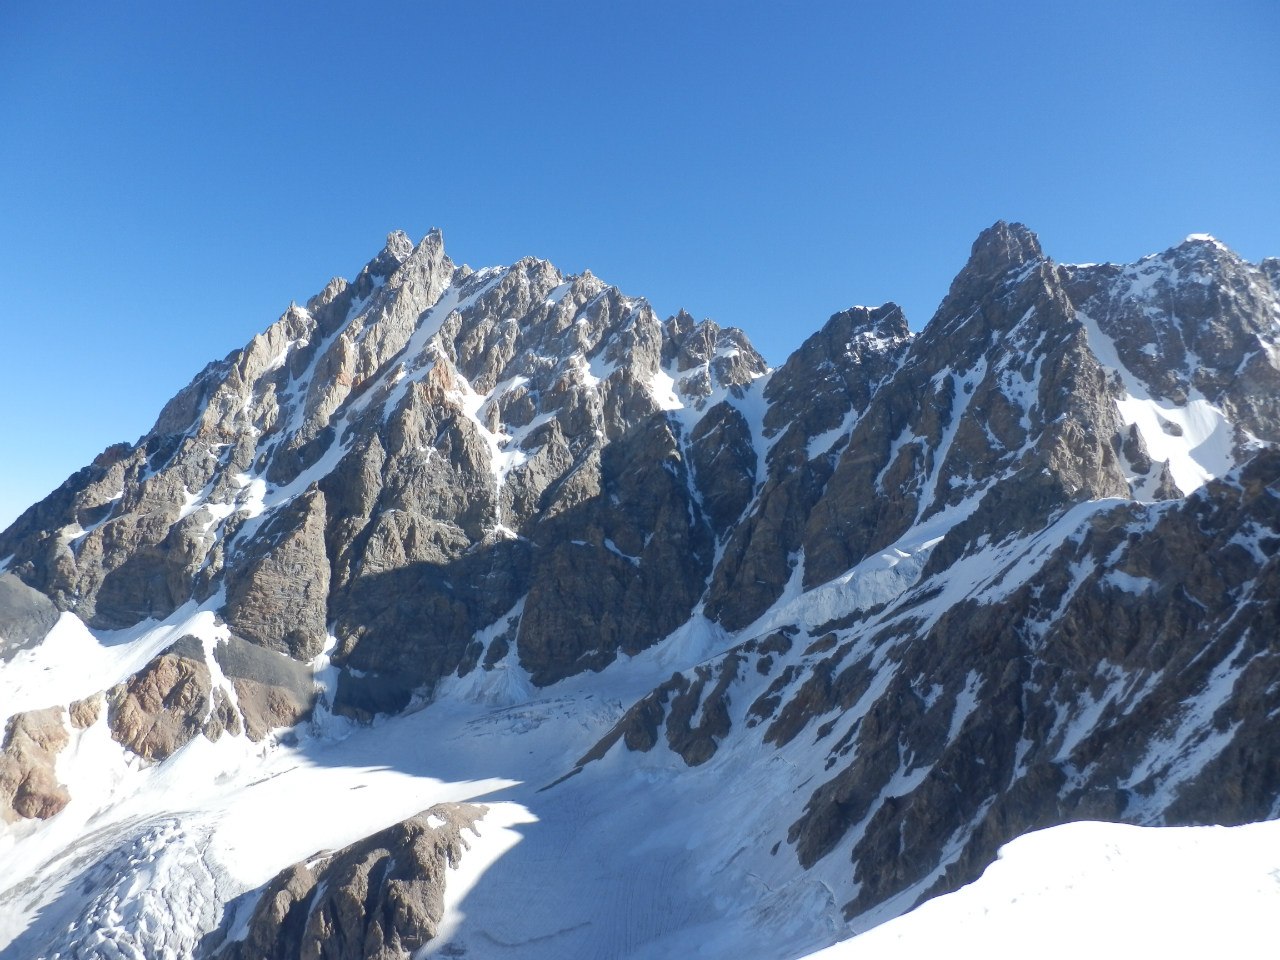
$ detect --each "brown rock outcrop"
[0,707,71,821]
[107,637,213,760]
[213,635,315,741]
[69,693,102,729]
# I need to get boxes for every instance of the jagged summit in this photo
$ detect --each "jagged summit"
[963,219,1044,278]
[1,223,1278,960]
[361,227,418,277]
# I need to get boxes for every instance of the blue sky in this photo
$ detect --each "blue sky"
[1,2,1276,530]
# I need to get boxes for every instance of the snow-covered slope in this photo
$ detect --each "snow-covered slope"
[1,222,1278,959]
[801,819,1280,960]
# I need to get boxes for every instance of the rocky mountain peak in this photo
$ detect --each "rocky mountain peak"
[961,219,1044,280]
[1060,231,1280,476]
[834,302,910,355]
[761,301,910,438]
[1178,232,1229,253]
[664,308,698,340]
[365,229,417,275]
[660,311,766,405]
[384,228,417,263]
[1154,232,1251,286]
[918,221,1054,358]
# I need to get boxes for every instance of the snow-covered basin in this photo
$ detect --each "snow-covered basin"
[801,819,1280,959]
[0,592,841,960]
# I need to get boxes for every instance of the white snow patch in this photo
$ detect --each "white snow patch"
[1101,569,1154,594]
[916,362,985,520]
[648,365,683,411]
[416,803,537,957]
[807,408,856,460]
[603,538,640,566]
[587,351,621,384]
[801,820,1280,960]
[177,487,201,520]
[1078,308,1235,496]
[543,281,572,307]
[649,612,731,671]
[437,600,532,708]
[948,670,983,741]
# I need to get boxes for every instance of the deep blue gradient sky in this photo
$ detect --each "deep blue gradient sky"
[1,2,1276,530]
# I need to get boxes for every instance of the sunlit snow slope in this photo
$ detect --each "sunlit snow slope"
[802,820,1280,960]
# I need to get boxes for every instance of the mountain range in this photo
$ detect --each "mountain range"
[1,221,1277,959]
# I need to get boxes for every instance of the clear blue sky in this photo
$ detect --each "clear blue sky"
[1,2,1276,531]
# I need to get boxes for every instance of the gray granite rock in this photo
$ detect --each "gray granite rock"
[0,572,60,661]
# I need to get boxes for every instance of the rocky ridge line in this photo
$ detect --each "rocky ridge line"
[0,222,1277,958]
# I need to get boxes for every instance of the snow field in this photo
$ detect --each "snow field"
[800,819,1280,960]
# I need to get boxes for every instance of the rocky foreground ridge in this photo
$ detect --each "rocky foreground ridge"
[1,223,1278,959]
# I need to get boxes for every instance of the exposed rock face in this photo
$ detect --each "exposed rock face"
[223,489,331,660]
[226,803,487,960]
[802,223,1130,591]
[514,413,716,686]
[1064,236,1280,453]
[213,635,315,741]
[581,652,743,767]
[835,451,1280,915]
[0,572,60,661]
[596,448,1280,923]
[706,303,911,629]
[566,223,1280,924]
[107,637,214,761]
[102,634,314,755]
[0,229,771,717]
[204,686,242,742]
[0,707,70,821]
